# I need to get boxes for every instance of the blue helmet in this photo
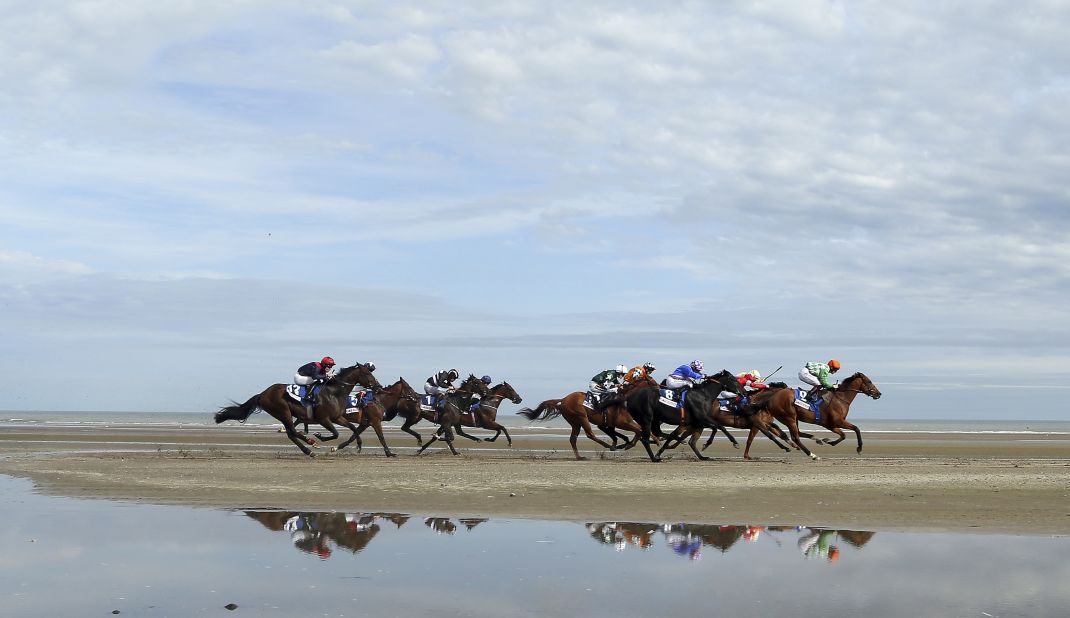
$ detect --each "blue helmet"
[690,360,704,372]
[481,375,492,384]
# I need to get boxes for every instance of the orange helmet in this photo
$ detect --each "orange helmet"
[828,547,841,562]
[828,359,841,370]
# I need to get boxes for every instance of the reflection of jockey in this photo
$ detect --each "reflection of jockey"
[800,360,841,402]
[294,357,336,406]
[741,525,764,542]
[664,360,704,391]
[798,528,839,561]
[588,365,627,400]
[666,532,702,561]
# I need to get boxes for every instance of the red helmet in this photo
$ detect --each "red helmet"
[321,356,336,367]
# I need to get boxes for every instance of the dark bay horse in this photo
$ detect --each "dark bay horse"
[414,375,491,456]
[624,370,745,462]
[748,372,882,459]
[337,377,421,457]
[452,381,523,445]
[517,387,652,461]
[214,363,380,457]
[656,397,792,460]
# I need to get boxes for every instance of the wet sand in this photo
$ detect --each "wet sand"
[1,423,1068,535]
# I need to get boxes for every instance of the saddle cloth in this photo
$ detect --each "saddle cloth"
[793,388,823,415]
[420,395,438,412]
[658,388,686,409]
[345,391,375,412]
[286,384,311,402]
[582,392,597,410]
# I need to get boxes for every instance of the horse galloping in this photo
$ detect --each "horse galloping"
[214,363,381,457]
[747,372,882,459]
[340,377,421,457]
[414,375,492,456]
[517,384,653,461]
[452,381,523,446]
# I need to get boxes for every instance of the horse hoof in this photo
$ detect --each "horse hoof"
[810,454,820,461]
[577,456,588,461]
[307,452,317,459]
[732,443,740,449]
[329,446,338,453]
[386,452,397,458]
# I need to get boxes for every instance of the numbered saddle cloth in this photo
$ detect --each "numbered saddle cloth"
[286,384,317,402]
[419,395,438,412]
[793,388,823,418]
[658,388,686,409]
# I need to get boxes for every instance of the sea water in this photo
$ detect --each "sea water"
[1,475,1066,617]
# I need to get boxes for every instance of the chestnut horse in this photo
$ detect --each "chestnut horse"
[336,377,421,457]
[452,381,523,445]
[747,372,882,459]
[517,385,652,461]
[414,374,491,455]
[214,363,381,457]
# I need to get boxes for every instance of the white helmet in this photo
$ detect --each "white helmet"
[616,364,628,373]
[750,370,761,380]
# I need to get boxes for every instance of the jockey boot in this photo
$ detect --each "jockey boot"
[806,387,820,403]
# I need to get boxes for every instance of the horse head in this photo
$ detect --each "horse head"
[491,381,522,404]
[331,363,380,393]
[842,372,881,399]
[705,370,744,396]
[397,377,420,400]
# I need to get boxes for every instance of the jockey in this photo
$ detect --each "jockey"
[664,360,705,391]
[800,359,841,402]
[624,362,656,386]
[588,364,628,401]
[425,368,459,409]
[736,370,769,391]
[294,356,336,406]
[470,375,493,408]
[349,362,377,410]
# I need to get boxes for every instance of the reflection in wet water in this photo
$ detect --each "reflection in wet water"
[585,522,874,562]
[4,472,1067,618]
[246,510,871,565]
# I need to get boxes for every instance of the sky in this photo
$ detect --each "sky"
[1,1,1068,419]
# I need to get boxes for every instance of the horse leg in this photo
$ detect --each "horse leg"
[743,426,759,460]
[400,417,424,446]
[567,422,586,461]
[313,419,340,443]
[482,421,512,446]
[580,416,614,451]
[442,424,460,456]
[839,420,863,453]
[454,423,483,442]
[718,425,740,449]
[686,428,711,461]
[786,419,818,461]
[278,416,315,457]
[655,426,686,458]
[702,429,717,451]
[330,418,362,453]
[415,430,439,455]
[371,418,395,457]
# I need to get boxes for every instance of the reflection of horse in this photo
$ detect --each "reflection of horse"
[452,382,523,445]
[215,363,381,457]
[414,375,491,455]
[339,378,420,457]
[517,384,652,460]
[243,511,386,557]
[748,372,882,459]
[624,370,745,462]
[586,522,659,551]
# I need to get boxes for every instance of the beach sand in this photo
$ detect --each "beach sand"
[1,423,1068,535]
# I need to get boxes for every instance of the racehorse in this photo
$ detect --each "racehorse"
[747,372,882,459]
[624,369,746,462]
[337,377,421,457]
[214,363,380,457]
[654,395,793,460]
[414,374,491,455]
[451,381,523,445]
[517,384,654,461]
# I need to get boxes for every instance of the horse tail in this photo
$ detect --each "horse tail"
[215,394,261,424]
[517,399,563,422]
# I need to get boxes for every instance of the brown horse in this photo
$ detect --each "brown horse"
[335,377,421,457]
[414,374,491,455]
[451,381,523,445]
[517,385,653,461]
[748,372,882,459]
[214,363,381,457]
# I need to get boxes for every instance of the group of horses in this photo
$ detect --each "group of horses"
[518,369,881,462]
[215,363,521,457]
[215,362,881,462]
